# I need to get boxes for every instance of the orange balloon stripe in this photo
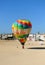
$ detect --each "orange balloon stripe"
[17,20,32,27]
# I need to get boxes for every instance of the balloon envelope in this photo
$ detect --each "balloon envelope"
[12,19,32,44]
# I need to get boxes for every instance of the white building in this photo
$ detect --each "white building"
[27,33,45,41]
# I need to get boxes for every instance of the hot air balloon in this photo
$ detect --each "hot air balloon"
[12,19,32,49]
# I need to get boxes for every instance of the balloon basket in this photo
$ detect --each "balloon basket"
[22,45,24,49]
[21,43,24,49]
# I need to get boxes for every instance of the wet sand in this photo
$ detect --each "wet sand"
[0,40,45,65]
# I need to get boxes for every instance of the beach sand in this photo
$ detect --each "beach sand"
[0,40,45,65]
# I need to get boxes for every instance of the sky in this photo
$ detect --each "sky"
[0,0,45,34]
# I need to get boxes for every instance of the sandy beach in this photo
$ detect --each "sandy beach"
[0,40,45,65]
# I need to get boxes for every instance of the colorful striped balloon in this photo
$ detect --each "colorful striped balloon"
[12,19,32,47]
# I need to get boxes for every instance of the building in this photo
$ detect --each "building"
[28,33,45,41]
[0,33,45,41]
[1,33,16,40]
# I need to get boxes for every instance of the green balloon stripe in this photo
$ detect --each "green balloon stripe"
[14,24,23,29]
[18,26,24,29]
[14,24,18,27]
[17,34,29,38]
[14,25,31,29]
